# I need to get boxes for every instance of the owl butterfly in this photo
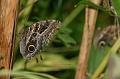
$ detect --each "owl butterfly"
[20,20,61,60]
[93,25,120,48]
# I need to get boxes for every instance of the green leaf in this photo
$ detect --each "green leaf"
[59,27,72,34]
[13,53,76,72]
[62,0,85,27]
[112,0,120,17]
[92,37,120,79]
[88,46,110,75]
[25,53,76,72]
[0,70,58,79]
[58,33,76,47]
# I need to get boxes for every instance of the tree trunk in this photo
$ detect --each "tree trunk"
[0,0,18,79]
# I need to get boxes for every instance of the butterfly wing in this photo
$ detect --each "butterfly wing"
[20,20,61,60]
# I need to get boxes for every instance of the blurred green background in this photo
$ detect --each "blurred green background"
[14,0,83,79]
[1,0,120,79]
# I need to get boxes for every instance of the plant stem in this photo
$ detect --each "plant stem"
[75,0,102,79]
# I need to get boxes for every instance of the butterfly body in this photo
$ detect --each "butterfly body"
[20,20,61,60]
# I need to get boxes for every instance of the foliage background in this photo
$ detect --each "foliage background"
[14,0,82,79]
[1,0,120,79]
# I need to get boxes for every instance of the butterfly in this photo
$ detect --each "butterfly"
[93,25,120,48]
[20,20,61,60]
[94,0,120,48]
